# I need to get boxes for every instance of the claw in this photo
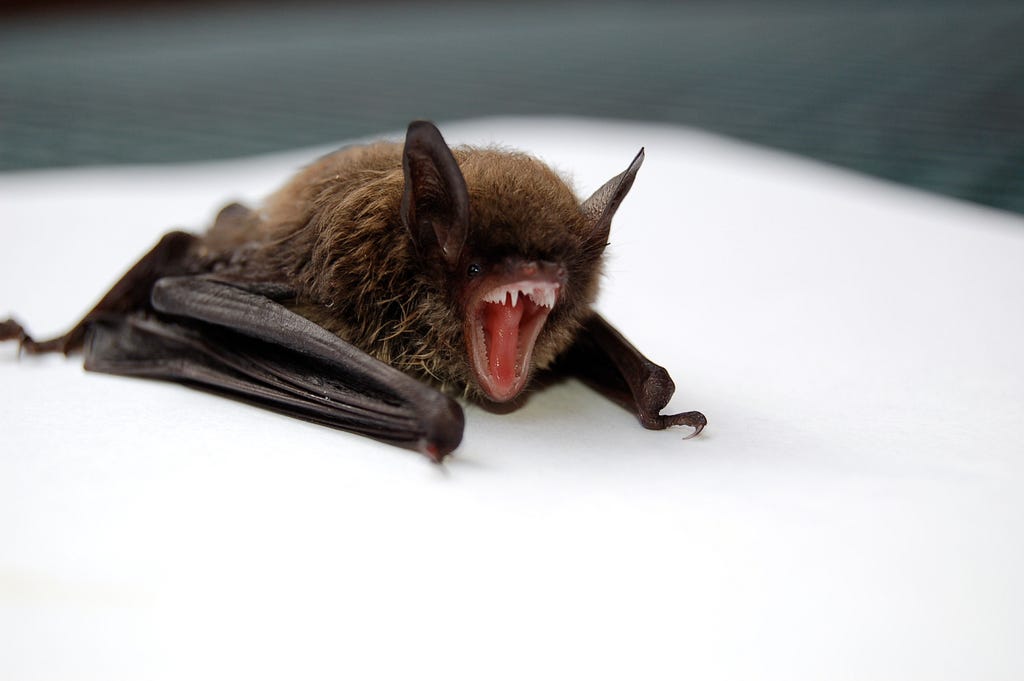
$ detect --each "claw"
[422,442,444,463]
[0,318,27,343]
[670,410,707,438]
[644,409,706,437]
[1,318,31,357]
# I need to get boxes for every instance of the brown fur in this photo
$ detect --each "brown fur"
[199,141,607,400]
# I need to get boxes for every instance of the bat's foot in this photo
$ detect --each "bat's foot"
[1,319,70,356]
[0,318,27,344]
[637,406,706,437]
[632,363,706,437]
[662,410,706,438]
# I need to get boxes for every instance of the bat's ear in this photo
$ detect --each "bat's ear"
[401,121,470,267]
[580,148,644,250]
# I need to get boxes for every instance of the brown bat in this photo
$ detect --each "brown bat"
[1,121,705,461]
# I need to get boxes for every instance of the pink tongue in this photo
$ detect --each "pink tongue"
[483,297,525,390]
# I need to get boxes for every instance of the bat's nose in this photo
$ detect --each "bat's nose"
[504,258,565,284]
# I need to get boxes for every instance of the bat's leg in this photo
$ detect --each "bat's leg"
[556,313,706,437]
[83,276,464,460]
[2,231,199,355]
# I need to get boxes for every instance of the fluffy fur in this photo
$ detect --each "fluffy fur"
[199,141,607,400]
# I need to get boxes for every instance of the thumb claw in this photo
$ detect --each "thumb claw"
[667,410,706,438]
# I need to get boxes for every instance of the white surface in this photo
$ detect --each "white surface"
[2,118,1022,680]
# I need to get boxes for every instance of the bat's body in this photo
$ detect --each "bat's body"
[201,140,600,401]
[2,122,705,460]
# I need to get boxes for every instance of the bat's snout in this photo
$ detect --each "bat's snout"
[463,260,565,403]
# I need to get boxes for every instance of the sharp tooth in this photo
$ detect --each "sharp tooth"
[526,286,553,308]
[484,283,562,308]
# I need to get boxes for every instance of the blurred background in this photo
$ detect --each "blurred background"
[2,0,1022,214]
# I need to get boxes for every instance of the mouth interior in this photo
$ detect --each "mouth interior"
[469,280,559,402]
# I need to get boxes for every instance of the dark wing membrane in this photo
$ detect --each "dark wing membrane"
[3,228,464,460]
[8,231,201,355]
[83,276,463,459]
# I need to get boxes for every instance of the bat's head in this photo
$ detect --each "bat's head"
[401,121,643,403]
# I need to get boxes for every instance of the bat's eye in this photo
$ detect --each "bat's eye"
[467,263,482,278]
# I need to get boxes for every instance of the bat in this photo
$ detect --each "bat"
[1,121,705,461]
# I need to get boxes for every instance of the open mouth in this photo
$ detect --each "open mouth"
[465,277,560,402]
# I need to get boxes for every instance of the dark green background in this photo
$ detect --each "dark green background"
[2,1,1022,214]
